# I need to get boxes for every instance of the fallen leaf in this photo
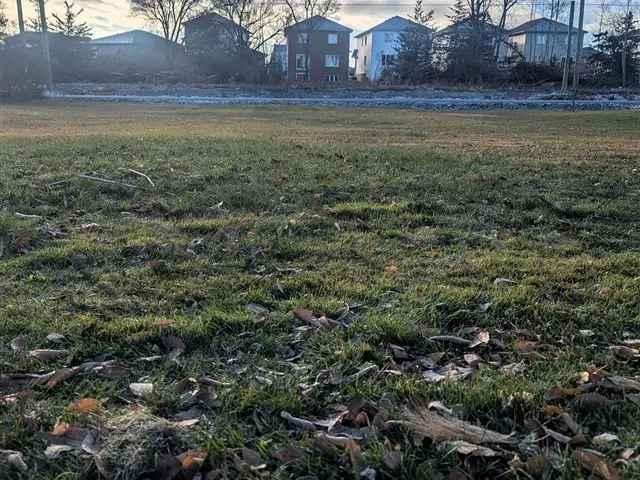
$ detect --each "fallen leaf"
[443,440,498,457]
[44,445,74,460]
[43,367,82,389]
[292,307,337,329]
[469,330,490,349]
[494,277,517,286]
[544,386,587,402]
[129,382,154,398]
[500,362,526,376]
[423,364,473,384]
[273,446,306,464]
[46,333,66,344]
[242,447,264,469]
[152,318,173,327]
[593,433,619,446]
[515,339,541,353]
[428,335,472,348]
[0,449,28,471]
[0,390,32,406]
[69,398,100,414]
[29,349,68,361]
[571,393,614,410]
[404,407,517,445]
[576,449,621,480]
[610,345,640,361]
[463,353,482,367]
[178,449,208,471]
[281,411,317,431]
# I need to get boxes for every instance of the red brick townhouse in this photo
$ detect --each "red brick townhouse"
[284,16,352,82]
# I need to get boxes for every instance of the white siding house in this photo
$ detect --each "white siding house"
[354,16,432,81]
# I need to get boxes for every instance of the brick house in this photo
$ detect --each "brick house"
[284,16,352,82]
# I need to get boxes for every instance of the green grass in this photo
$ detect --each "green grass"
[1,102,640,479]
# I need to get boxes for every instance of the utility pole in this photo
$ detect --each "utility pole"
[16,0,25,33]
[37,0,54,91]
[562,0,575,91]
[572,0,585,90]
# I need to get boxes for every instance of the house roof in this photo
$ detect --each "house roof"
[354,16,432,38]
[436,18,506,37]
[508,17,586,35]
[284,15,352,34]
[182,11,248,34]
[91,30,173,45]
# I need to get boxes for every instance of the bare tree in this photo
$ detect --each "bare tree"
[27,0,46,31]
[281,0,338,24]
[131,0,202,43]
[0,0,9,37]
[210,0,288,51]
[493,0,517,61]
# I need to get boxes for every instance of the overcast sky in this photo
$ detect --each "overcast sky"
[4,0,636,43]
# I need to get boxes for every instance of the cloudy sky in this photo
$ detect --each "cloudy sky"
[3,0,634,42]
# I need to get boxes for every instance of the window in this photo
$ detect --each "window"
[325,54,339,67]
[363,55,367,67]
[384,32,395,43]
[296,54,307,71]
[381,54,395,66]
[535,34,546,47]
[297,33,308,44]
[327,74,338,82]
[328,33,338,44]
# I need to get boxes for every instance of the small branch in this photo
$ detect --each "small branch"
[15,212,43,219]
[127,169,155,187]
[78,174,137,189]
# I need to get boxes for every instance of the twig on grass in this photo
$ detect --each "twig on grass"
[79,174,137,189]
[127,169,155,187]
[15,212,43,220]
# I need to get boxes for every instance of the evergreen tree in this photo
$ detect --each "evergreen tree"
[51,1,92,37]
[590,12,639,86]
[391,0,434,84]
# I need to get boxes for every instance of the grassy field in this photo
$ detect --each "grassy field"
[1,102,640,479]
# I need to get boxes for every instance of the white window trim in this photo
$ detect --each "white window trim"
[295,54,307,71]
[325,54,339,68]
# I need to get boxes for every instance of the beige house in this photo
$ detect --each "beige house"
[508,18,585,64]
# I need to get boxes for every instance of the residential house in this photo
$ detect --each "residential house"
[507,18,585,64]
[90,30,187,78]
[284,15,352,82]
[182,12,265,81]
[436,18,512,62]
[354,16,432,81]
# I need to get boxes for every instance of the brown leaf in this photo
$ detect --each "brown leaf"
[570,393,614,410]
[576,449,621,480]
[544,386,588,402]
[69,398,100,413]
[0,390,33,406]
[292,307,337,329]
[515,339,540,353]
[51,421,73,437]
[469,330,490,349]
[43,367,82,389]
[281,411,317,431]
[404,407,517,445]
[610,345,640,361]
[442,440,498,457]
[273,446,306,463]
[178,449,208,471]
[29,349,68,361]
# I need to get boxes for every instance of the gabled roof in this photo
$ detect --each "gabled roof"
[284,15,352,34]
[182,11,248,34]
[354,16,432,38]
[508,17,586,35]
[91,30,172,45]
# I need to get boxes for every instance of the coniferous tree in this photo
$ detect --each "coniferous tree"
[391,0,434,83]
[590,12,639,86]
[51,1,92,37]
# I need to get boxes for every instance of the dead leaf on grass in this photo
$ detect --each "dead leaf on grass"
[46,333,66,344]
[469,330,490,349]
[0,449,28,471]
[423,364,473,384]
[500,362,526,376]
[129,383,154,398]
[570,393,614,411]
[163,336,186,362]
[494,277,517,286]
[442,440,499,457]
[293,307,338,329]
[576,449,621,480]
[177,449,208,471]
[281,411,317,431]
[593,433,619,446]
[610,345,640,361]
[403,407,517,445]
[69,398,100,414]
[29,349,68,361]
[0,390,32,406]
